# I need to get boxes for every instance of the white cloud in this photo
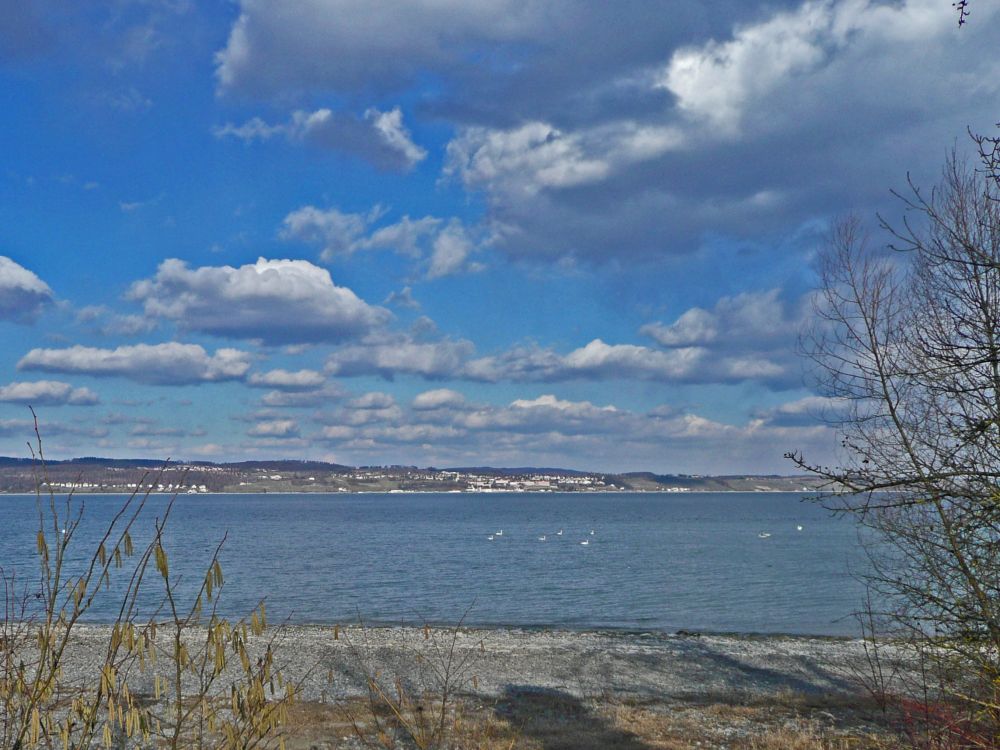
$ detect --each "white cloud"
[427,221,482,279]
[0,380,99,406]
[347,391,396,410]
[463,335,792,386]
[320,322,791,386]
[247,418,300,437]
[0,256,53,323]
[638,289,809,387]
[366,423,465,443]
[280,206,376,260]
[76,305,157,336]
[641,289,806,349]
[445,120,684,198]
[326,336,474,379]
[662,3,832,135]
[463,339,769,384]
[363,107,427,169]
[212,116,285,142]
[247,369,326,390]
[321,425,355,440]
[753,395,849,427]
[215,106,426,171]
[412,388,466,410]
[281,206,484,277]
[660,0,969,136]
[511,393,616,413]
[311,386,836,472]
[128,257,389,344]
[384,286,420,309]
[260,385,344,408]
[18,343,252,385]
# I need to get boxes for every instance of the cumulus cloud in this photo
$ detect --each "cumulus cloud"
[427,221,483,279]
[18,343,252,385]
[313,388,837,472]
[446,120,684,198]
[247,418,300,437]
[752,395,850,427]
[247,368,325,390]
[434,2,995,263]
[281,206,485,277]
[464,339,788,386]
[128,257,389,345]
[412,388,466,410]
[660,0,967,137]
[641,289,808,349]
[0,256,53,323]
[0,380,99,406]
[347,391,396,410]
[511,394,616,413]
[215,106,426,171]
[638,289,810,386]
[76,305,157,336]
[325,335,474,379]
[260,385,344,408]
[320,317,792,386]
[211,0,1000,267]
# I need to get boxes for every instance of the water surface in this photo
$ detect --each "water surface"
[0,492,866,635]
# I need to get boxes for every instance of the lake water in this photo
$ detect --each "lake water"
[0,492,868,636]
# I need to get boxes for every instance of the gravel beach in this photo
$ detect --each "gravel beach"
[56,624,891,703]
[24,624,911,748]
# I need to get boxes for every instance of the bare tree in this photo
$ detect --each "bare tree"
[790,145,1000,743]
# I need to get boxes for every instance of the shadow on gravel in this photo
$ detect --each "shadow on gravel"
[670,638,860,697]
[494,686,653,750]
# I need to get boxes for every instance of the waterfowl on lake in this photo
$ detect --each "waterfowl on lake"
[758,532,771,539]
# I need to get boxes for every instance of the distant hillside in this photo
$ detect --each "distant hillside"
[0,454,825,494]
[618,472,823,492]
[0,456,176,469]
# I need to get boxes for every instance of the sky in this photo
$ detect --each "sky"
[0,0,997,473]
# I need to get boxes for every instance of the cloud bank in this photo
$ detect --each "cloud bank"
[18,343,252,385]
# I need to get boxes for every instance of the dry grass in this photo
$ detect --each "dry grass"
[277,692,901,749]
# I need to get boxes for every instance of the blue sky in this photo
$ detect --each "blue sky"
[1,0,997,472]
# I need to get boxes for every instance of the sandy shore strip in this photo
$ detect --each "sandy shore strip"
[55,624,901,704]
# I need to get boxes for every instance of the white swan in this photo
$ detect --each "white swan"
[487,535,494,540]
[539,535,546,541]
[796,525,803,531]
[580,539,589,545]
[556,529,563,536]
[758,532,771,539]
